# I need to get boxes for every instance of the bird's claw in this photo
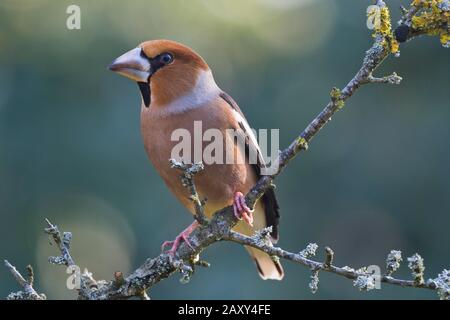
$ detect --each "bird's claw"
[233,191,254,227]
[161,221,198,256]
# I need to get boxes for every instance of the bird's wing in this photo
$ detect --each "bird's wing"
[219,91,280,242]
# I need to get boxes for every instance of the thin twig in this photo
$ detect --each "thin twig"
[364,72,403,84]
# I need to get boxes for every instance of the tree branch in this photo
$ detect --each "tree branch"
[44,218,76,267]
[169,159,208,225]
[225,230,443,292]
[4,260,45,300]
[5,0,449,300]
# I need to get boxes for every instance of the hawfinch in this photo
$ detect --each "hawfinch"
[109,40,283,280]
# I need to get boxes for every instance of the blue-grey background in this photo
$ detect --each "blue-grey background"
[0,0,448,299]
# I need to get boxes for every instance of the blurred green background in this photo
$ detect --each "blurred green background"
[0,0,448,300]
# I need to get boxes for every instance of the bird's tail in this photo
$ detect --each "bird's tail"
[232,201,284,280]
[245,246,284,280]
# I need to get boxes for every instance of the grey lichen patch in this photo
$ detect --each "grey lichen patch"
[309,269,320,294]
[428,269,450,300]
[6,291,46,300]
[407,253,425,285]
[353,275,376,291]
[299,243,318,259]
[48,255,66,265]
[252,226,274,247]
[62,232,72,248]
[385,72,403,84]
[174,260,194,284]
[386,250,402,276]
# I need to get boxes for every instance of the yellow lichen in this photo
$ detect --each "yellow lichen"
[441,32,450,47]
[412,15,427,28]
[369,6,393,36]
[330,87,345,110]
[369,4,400,55]
[296,137,308,150]
[330,87,341,100]
[379,7,393,34]
[409,0,449,48]
[390,40,400,53]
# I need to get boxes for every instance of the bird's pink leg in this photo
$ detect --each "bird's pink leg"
[233,191,254,226]
[161,221,199,256]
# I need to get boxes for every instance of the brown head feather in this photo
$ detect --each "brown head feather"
[139,40,209,107]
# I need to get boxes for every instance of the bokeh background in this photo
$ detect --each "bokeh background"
[0,0,448,300]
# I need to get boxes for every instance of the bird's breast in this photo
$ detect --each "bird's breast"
[140,101,257,216]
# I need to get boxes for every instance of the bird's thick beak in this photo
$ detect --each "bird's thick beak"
[108,47,151,82]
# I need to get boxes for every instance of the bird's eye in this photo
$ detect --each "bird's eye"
[160,53,173,65]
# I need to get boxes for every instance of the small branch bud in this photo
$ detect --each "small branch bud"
[324,247,334,269]
[195,260,211,268]
[114,271,125,288]
[26,265,34,286]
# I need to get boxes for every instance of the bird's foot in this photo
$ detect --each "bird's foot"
[233,191,254,227]
[161,221,199,256]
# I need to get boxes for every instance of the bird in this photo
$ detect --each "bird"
[109,40,283,280]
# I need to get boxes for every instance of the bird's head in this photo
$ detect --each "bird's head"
[108,40,211,108]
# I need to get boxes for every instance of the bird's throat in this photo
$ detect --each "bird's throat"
[137,81,151,107]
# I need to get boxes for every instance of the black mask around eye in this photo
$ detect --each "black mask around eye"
[137,51,174,108]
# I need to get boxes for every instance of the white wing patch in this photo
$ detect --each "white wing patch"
[232,108,264,165]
